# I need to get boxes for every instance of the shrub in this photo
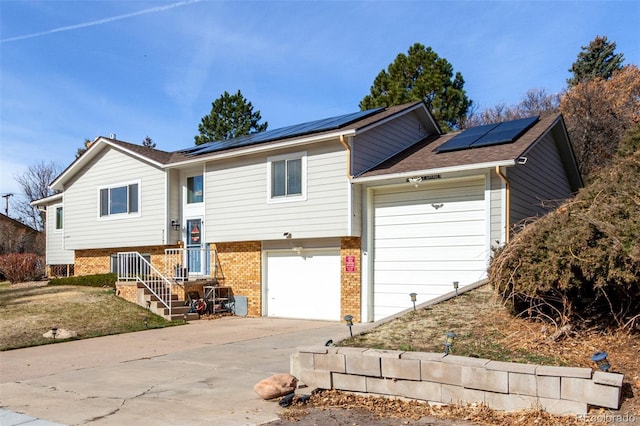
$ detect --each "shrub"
[0,253,45,283]
[489,125,640,331]
[49,273,117,288]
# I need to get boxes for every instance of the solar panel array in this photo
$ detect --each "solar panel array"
[182,107,385,157]
[435,116,539,153]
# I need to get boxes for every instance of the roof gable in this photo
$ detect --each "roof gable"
[355,114,582,191]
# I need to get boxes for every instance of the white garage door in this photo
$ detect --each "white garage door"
[373,177,488,321]
[266,249,341,321]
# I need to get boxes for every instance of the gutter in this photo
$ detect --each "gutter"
[495,165,510,244]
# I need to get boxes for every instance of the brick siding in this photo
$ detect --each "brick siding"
[340,237,362,323]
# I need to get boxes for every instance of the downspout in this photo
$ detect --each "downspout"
[495,166,510,244]
[339,135,353,178]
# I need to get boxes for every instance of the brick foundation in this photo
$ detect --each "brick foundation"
[340,237,361,323]
[211,241,262,317]
[75,245,178,276]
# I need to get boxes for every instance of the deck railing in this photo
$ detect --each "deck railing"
[117,252,174,316]
[164,247,220,282]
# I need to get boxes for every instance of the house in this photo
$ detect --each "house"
[33,101,582,322]
[0,212,44,256]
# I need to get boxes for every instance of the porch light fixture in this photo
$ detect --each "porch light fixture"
[453,281,459,296]
[344,314,354,337]
[591,351,611,372]
[410,292,417,311]
[171,220,180,231]
[444,331,457,355]
[283,232,292,239]
[51,327,58,340]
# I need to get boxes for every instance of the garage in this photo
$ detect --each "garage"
[373,177,488,321]
[265,249,341,320]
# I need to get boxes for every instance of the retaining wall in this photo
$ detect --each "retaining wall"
[290,346,624,415]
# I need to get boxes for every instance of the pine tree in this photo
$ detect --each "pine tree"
[567,36,624,86]
[194,90,268,145]
[360,43,472,131]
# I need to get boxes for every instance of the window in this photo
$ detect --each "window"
[187,175,203,204]
[99,182,139,217]
[55,206,63,230]
[268,152,306,202]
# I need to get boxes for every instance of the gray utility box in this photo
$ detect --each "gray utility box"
[231,296,248,317]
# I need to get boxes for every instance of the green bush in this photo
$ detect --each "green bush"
[49,273,117,288]
[489,125,640,331]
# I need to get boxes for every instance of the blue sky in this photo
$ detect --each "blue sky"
[1,0,638,215]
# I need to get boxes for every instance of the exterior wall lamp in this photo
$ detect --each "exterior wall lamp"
[171,220,180,231]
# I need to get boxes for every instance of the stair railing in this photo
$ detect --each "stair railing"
[117,252,173,317]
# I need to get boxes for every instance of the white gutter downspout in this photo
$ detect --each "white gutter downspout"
[495,166,510,244]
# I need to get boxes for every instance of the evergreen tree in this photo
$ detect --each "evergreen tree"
[142,136,156,148]
[195,90,268,145]
[360,43,472,131]
[567,35,624,86]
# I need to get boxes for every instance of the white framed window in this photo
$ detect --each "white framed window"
[187,175,203,204]
[267,152,307,203]
[54,205,63,231]
[98,180,140,219]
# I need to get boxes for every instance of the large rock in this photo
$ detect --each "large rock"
[253,373,298,400]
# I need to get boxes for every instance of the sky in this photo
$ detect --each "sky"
[1,0,639,218]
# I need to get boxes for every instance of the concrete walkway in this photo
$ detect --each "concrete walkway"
[0,317,365,426]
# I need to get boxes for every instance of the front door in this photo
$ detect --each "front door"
[186,218,203,276]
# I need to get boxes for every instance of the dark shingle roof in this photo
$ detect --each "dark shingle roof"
[357,114,562,178]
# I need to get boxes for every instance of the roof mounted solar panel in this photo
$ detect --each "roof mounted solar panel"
[471,116,539,148]
[180,107,384,157]
[434,122,499,153]
[435,115,539,153]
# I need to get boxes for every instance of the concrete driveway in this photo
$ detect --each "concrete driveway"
[0,317,362,426]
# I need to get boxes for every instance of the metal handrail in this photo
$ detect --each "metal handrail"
[164,246,220,282]
[117,252,173,317]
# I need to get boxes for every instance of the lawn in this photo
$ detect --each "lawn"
[0,281,178,351]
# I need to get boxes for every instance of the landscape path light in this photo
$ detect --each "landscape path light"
[51,327,58,340]
[410,293,417,311]
[453,281,459,296]
[591,351,611,372]
[444,331,457,355]
[344,314,354,337]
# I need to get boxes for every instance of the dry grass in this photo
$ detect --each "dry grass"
[338,284,639,419]
[0,281,174,350]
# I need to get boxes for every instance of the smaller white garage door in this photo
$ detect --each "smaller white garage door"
[266,249,341,321]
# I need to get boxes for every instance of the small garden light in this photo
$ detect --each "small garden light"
[344,314,354,337]
[146,300,151,310]
[591,351,611,372]
[410,293,417,311]
[51,327,58,340]
[444,331,457,355]
[453,281,459,296]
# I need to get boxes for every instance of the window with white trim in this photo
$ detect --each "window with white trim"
[99,182,139,217]
[267,152,306,202]
[187,175,203,204]
[55,206,63,230]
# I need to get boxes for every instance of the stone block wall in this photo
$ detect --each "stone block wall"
[291,347,624,415]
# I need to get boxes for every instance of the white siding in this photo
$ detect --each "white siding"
[45,203,74,264]
[205,140,351,241]
[63,148,167,249]
[352,111,429,176]
[509,133,573,225]
[489,169,505,246]
[372,177,487,321]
